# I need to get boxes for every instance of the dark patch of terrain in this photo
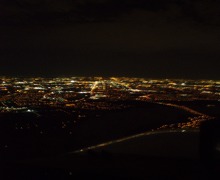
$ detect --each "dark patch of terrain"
[0,100,192,160]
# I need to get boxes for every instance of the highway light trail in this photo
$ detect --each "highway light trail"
[156,102,215,130]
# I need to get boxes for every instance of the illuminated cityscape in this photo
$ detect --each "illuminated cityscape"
[0,76,219,163]
[0,77,219,133]
[1,0,220,178]
[0,76,220,178]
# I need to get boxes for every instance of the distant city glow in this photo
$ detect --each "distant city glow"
[0,77,218,131]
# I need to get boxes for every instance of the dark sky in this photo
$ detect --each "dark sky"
[0,0,220,79]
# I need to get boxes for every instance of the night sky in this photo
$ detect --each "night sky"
[0,0,220,79]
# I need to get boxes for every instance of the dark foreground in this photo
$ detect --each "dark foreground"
[2,156,219,180]
[0,100,220,179]
[1,127,220,180]
[0,100,193,160]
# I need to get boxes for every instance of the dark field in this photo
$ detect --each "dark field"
[164,100,220,117]
[0,100,193,160]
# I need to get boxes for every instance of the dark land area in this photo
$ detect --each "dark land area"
[1,125,220,180]
[166,100,220,117]
[0,100,193,160]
